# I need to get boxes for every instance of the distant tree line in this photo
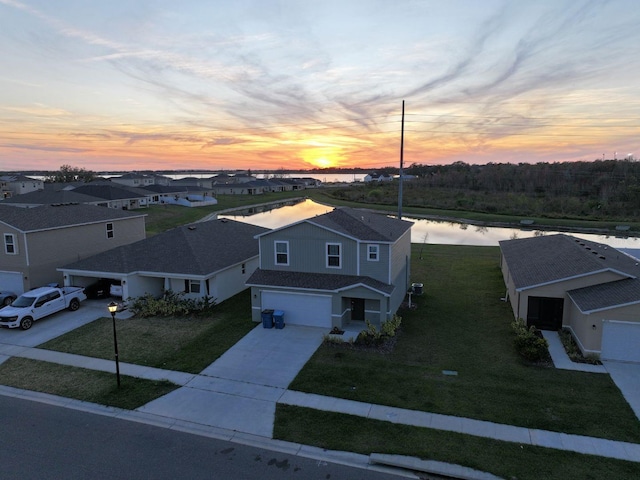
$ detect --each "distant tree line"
[44,164,96,183]
[330,160,640,221]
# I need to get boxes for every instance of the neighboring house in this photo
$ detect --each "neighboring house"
[0,204,146,293]
[71,184,150,209]
[246,207,413,330]
[60,219,268,303]
[0,175,44,197]
[364,172,394,183]
[0,189,105,207]
[110,173,155,188]
[500,234,640,363]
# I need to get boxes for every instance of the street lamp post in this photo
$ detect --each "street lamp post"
[107,301,121,388]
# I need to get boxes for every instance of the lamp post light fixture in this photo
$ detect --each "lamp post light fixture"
[107,301,121,388]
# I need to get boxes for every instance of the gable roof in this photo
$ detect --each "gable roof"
[568,278,640,313]
[0,203,144,233]
[258,207,413,243]
[306,207,412,242]
[499,234,638,291]
[71,184,146,200]
[246,268,395,296]
[61,218,269,277]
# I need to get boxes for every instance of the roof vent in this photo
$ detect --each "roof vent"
[188,226,196,230]
[585,247,591,250]
[599,255,606,259]
[592,251,597,254]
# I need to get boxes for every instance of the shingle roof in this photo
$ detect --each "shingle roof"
[306,207,413,242]
[62,218,269,276]
[1,189,103,205]
[246,268,395,295]
[71,184,146,200]
[0,203,144,232]
[499,234,636,290]
[568,278,640,313]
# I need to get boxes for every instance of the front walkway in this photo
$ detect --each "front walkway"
[542,330,607,373]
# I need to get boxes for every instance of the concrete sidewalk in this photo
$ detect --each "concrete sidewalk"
[2,340,640,464]
[542,331,607,373]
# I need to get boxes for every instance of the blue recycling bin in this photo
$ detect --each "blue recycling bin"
[273,310,285,329]
[261,309,274,328]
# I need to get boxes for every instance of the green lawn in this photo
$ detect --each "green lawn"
[40,290,256,373]
[286,244,640,443]
[275,406,640,480]
[0,358,177,409]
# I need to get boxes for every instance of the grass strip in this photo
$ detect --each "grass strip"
[275,405,640,480]
[0,357,177,410]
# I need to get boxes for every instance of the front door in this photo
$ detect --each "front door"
[350,298,365,321]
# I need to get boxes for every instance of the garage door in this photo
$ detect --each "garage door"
[261,291,332,328]
[602,320,640,363]
[0,271,24,294]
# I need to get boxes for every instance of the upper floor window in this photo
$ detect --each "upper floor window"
[241,263,246,274]
[106,223,114,238]
[367,244,379,261]
[4,234,16,254]
[327,243,341,268]
[275,241,289,265]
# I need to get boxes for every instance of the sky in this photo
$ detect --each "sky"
[1,0,639,172]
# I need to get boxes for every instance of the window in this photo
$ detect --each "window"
[367,244,379,261]
[184,279,201,294]
[327,243,341,268]
[275,241,289,265]
[241,263,246,274]
[106,223,114,239]
[4,234,16,254]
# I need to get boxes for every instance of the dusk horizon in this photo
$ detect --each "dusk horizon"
[2,0,639,172]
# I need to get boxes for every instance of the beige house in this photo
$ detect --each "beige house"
[500,234,640,362]
[0,204,146,293]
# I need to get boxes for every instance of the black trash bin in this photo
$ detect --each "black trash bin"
[273,310,285,329]
[261,309,274,328]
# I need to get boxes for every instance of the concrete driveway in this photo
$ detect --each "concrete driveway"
[0,299,108,349]
[137,324,326,437]
[603,361,640,421]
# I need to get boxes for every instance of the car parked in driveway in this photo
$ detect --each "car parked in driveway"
[0,285,87,330]
[0,291,17,307]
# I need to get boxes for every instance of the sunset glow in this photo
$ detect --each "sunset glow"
[1,1,639,172]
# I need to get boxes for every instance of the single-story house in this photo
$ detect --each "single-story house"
[60,218,269,303]
[500,233,640,362]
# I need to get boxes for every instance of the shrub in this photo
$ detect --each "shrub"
[511,319,550,363]
[129,290,217,318]
[355,315,402,347]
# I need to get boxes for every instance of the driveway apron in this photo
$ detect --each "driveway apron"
[603,361,640,421]
[136,324,325,437]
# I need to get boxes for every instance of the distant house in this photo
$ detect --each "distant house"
[0,188,105,208]
[60,219,268,303]
[110,173,155,188]
[0,175,44,198]
[246,207,413,329]
[364,172,394,183]
[71,184,150,209]
[0,203,146,293]
[500,234,640,363]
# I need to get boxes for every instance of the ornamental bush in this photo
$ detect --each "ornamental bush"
[511,319,550,363]
[129,290,216,318]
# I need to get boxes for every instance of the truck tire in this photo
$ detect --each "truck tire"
[20,317,33,330]
[68,299,80,311]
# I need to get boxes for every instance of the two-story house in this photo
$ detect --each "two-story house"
[246,207,413,329]
[0,203,146,293]
[0,175,44,198]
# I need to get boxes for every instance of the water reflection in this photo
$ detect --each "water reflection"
[220,199,640,248]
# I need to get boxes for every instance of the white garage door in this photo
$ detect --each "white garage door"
[261,291,332,328]
[0,271,24,294]
[602,320,640,363]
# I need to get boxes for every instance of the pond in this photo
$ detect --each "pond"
[220,199,640,249]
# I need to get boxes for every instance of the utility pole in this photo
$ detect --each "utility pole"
[398,100,405,219]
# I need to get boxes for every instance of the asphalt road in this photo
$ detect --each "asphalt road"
[0,395,409,480]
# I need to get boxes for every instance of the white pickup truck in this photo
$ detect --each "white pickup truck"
[0,285,87,330]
